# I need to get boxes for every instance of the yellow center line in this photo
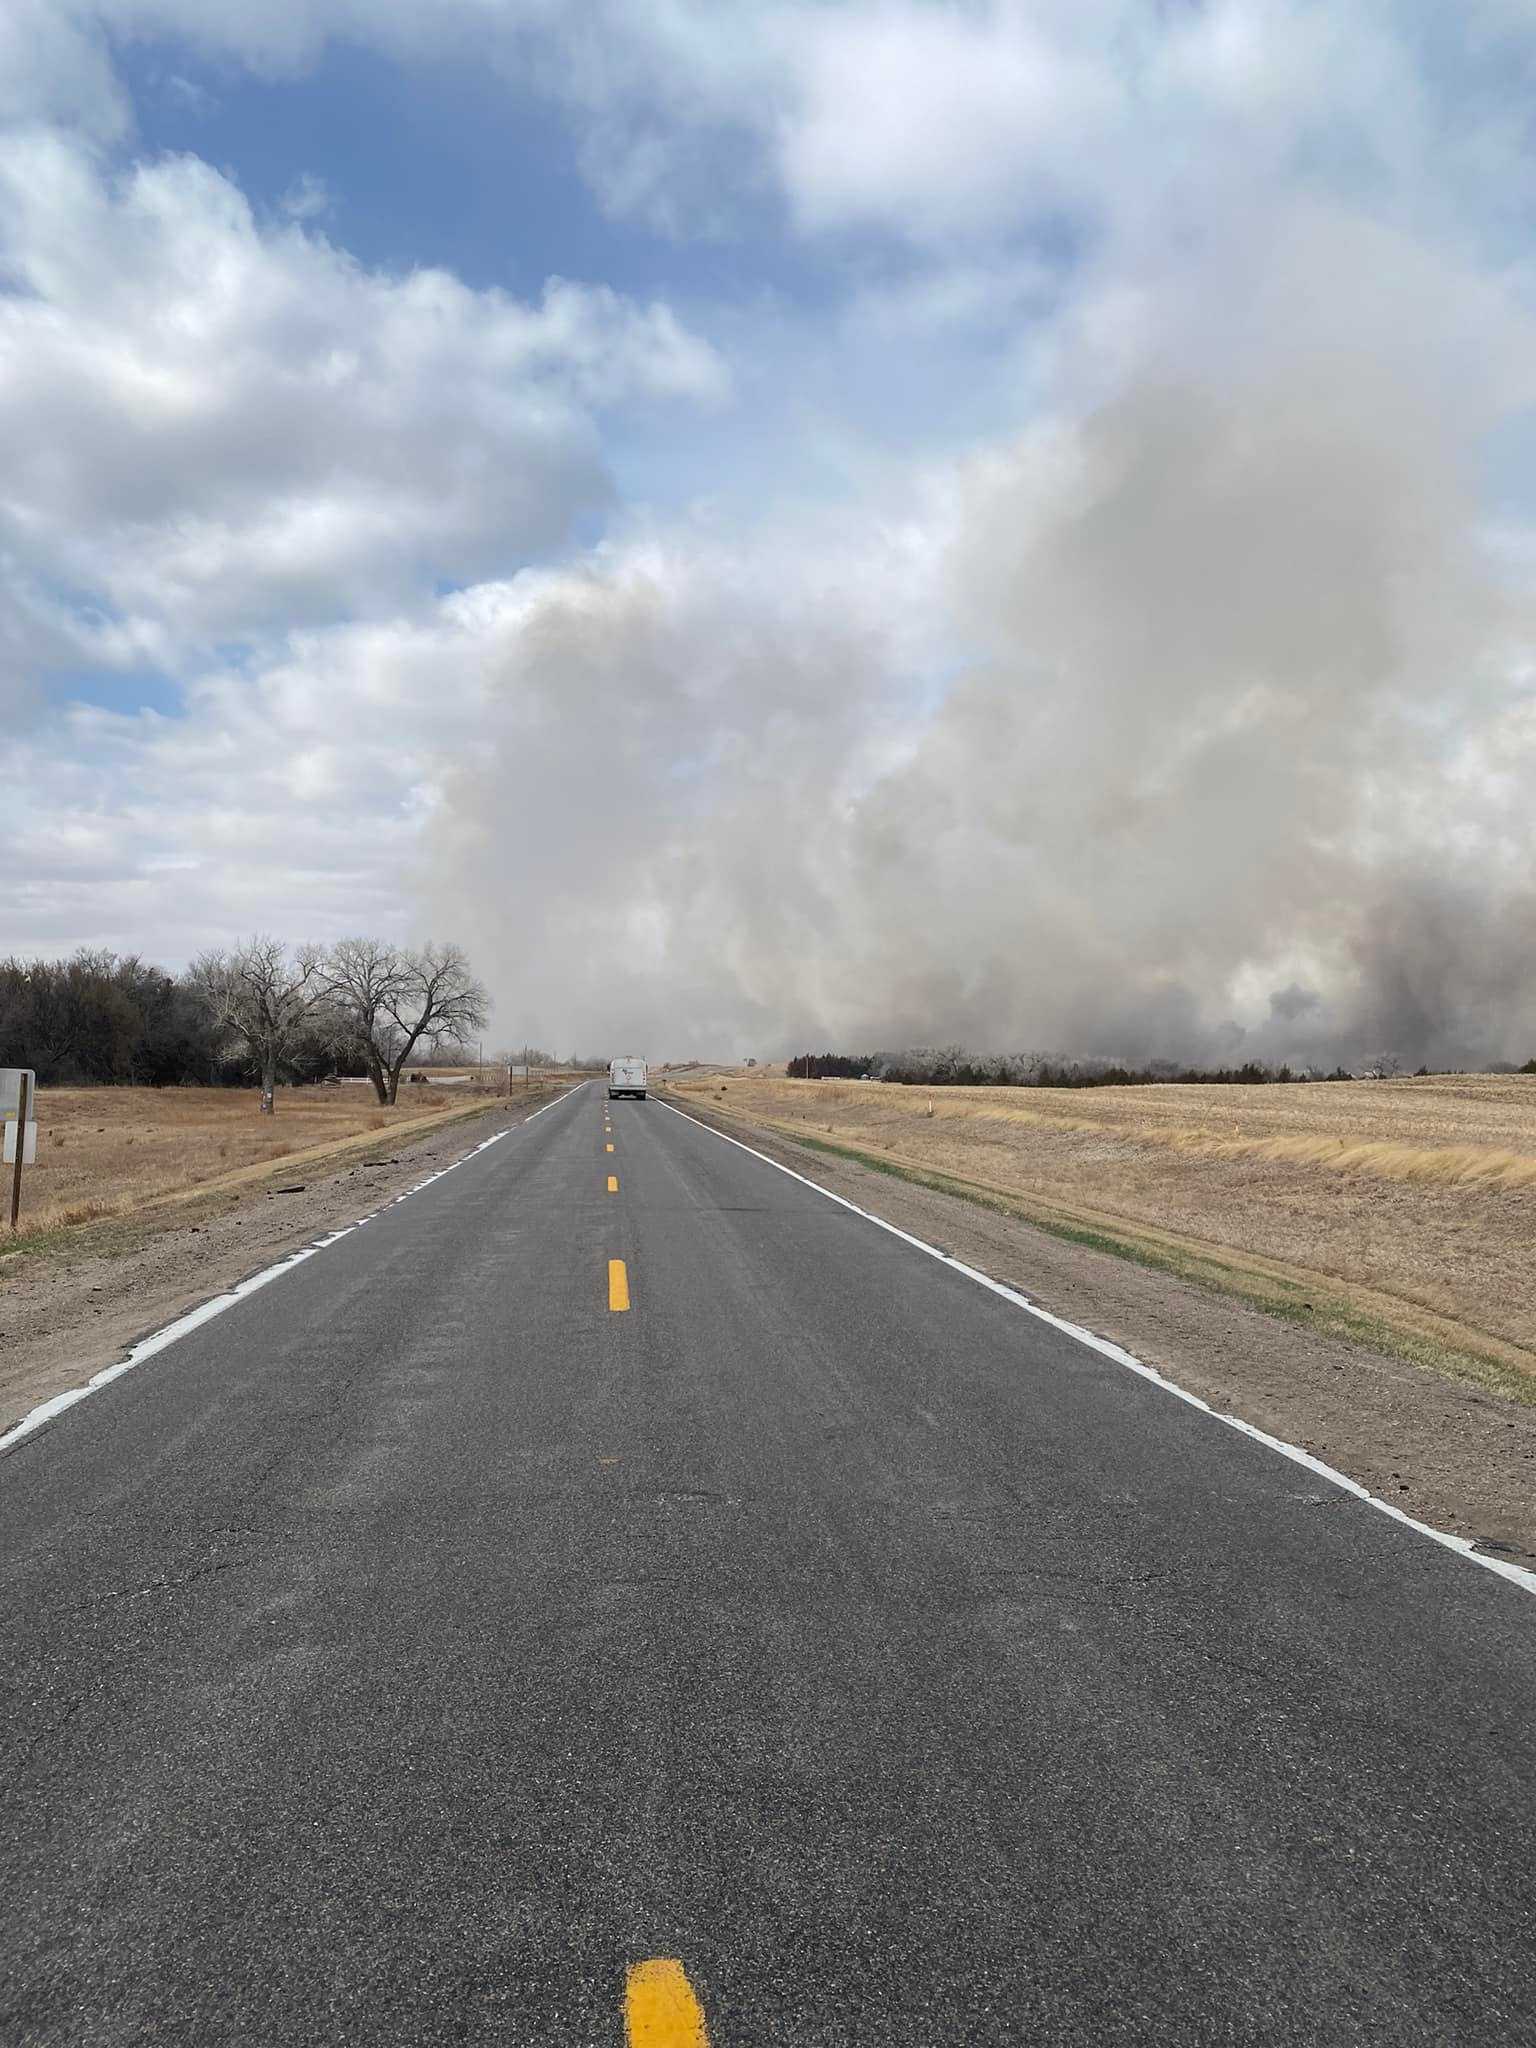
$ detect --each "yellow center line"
[607,1175,619,1193]
[608,1258,630,1312]
[626,1959,708,2046]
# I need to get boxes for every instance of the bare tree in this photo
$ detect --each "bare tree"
[323,938,408,1105]
[190,937,332,1114]
[325,939,489,1104]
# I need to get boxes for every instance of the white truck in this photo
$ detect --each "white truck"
[608,1056,648,1100]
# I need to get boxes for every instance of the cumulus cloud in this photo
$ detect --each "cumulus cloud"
[0,1,129,142]
[10,1,1536,1071]
[58,0,1536,255]
[0,129,727,674]
[4,592,493,955]
[775,0,1124,241]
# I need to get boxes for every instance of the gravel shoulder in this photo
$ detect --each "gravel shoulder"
[0,1086,573,1438]
[665,1091,1536,1566]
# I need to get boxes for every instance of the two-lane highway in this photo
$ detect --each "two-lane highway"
[4,1081,1535,2043]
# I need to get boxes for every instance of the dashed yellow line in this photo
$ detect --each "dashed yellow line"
[626,1959,708,2045]
[607,1175,619,1193]
[608,1258,630,1312]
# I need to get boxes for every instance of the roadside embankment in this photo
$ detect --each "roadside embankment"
[663,1077,1536,1561]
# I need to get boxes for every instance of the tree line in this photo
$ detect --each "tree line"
[786,1047,1536,1086]
[1,938,489,1111]
[786,1053,876,1079]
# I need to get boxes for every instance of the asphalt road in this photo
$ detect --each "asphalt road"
[4,1081,1535,2045]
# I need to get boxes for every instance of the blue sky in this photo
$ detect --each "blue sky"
[121,37,778,303]
[5,2,1536,1061]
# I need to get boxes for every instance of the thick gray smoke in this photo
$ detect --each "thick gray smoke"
[426,212,1536,1068]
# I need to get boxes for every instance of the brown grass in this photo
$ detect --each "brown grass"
[4,1082,511,1241]
[674,1072,1536,1382]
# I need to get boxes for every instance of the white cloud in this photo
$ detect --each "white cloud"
[0,2,128,142]
[0,130,728,673]
[16,2,1536,256]
[774,0,1123,241]
[8,0,1536,1068]
[278,169,329,220]
[6,598,486,956]
[2,501,945,999]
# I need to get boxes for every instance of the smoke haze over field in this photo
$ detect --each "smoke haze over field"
[430,210,1536,1069]
[8,2,1536,1066]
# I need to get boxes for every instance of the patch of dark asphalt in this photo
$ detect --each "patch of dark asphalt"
[662,1093,1536,1563]
[0,1089,573,1438]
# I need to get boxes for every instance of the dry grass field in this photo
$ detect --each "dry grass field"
[5,1081,520,1240]
[673,1071,1536,1389]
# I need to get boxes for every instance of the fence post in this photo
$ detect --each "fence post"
[9,1069,29,1231]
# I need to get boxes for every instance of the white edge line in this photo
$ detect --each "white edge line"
[0,1083,585,1458]
[657,1096,1536,1601]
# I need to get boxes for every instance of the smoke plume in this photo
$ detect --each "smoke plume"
[426,208,1536,1068]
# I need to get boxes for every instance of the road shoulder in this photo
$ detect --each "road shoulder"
[0,1087,571,1439]
[662,1091,1536,1564]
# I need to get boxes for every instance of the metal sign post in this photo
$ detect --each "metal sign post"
[2,1068,38,1231]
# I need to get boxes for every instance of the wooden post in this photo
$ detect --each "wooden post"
[9,1069,29,1232]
